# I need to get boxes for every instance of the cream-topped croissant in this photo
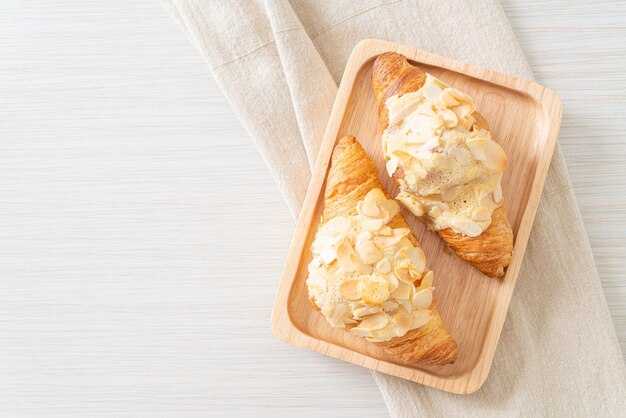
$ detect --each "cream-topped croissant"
[372,52,514,277]
[307,135,457,365]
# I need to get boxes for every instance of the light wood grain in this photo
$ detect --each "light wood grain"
[272,40,562,394]
[0,0,624,415]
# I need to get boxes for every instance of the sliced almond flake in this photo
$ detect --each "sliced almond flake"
[417,102,435,116]
[406,157,424,173]
[439,88,461,107]
[493,183,503,203]
[394,327,410,338]
[377,226,393,236]
[452,88,473,104]
[352,304,380,319]
[431,113,445,129]
[451,219,483,237]
[311,234,333,253]
[466,136,487,161]
[320,246,337,264]
[390,280,411,300]
[386,273,399,292]
[377,197,400,221]
[385,157,399,177]
[407,113,433,133]
[418,135,441,153]
[336,239,354,271]
[374,228,410,248]
[451,103,474,120]
[484,139,508,171]
[306,273,327,291]
[406,171,426,190]
[394,265,412,284]
[364,188,388,205]
[429,74,450,89]
[327,303,348,328]
[391,308,412,329]
[378,207,391,225]
[421,78,443,103]
[428,205,443,218]
[350,252,373,274]
[411,149,433,160]
[404,173,418,188]
[474,185,490,202]
[361,218,384,232]
[479,192,499,210]
[408,247,426,273]
[360,312,389,330]
[462,114,476,130]
[397,192,424,217]
[408,264,423,281]
[405,129,428,145]
[395,247,409,260]
[428,200,449,213]
[397,298,413,314]
[340,279,362,301]
[412,164,429,180]
[326,216,351,234]
[356,240,382,265]
[350,326,373,338]
[471,206,491,222]
[420,271,434,288]
[442,185,461,202]
[366,336,388,343]
[441,109,459,128]
[391,149,412,161]
[337,239,372,274]
[412,288,433,309]
[361,200,381,218]
[355,231,373,248]
[387,94,421,124]
[375,257,391,274]
[411,309,433,329]
[383,299,399,312]
[451,146,471,166]
[477,220,491,231]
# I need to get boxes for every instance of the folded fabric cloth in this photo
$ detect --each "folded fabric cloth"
[163,0,626,416]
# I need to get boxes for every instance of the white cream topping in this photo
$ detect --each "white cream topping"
[307,189,434,343]
[383,74,507,237]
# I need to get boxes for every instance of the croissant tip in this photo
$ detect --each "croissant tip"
[373,52,410,75]
[337,135,356,146]
[373,51,405,65]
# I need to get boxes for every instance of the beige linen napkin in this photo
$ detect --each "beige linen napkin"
[163,0,626,415]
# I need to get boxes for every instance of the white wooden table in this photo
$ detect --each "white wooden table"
[1,1,624,416]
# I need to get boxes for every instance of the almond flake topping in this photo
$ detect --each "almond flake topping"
[382,73,507,238]
[307,188,435,341]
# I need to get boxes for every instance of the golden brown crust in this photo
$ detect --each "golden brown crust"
[439,206,513,277]
[316,135,458,365]
[371,52,514,277]
[379,304,456,365]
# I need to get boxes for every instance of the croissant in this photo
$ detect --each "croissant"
[306,135,457,365]
[371,52,513,277]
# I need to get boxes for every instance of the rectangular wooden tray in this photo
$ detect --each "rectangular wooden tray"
[271,39,562,394]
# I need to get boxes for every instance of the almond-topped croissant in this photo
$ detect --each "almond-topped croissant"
[306,136,457,365]
[371,52,514,277]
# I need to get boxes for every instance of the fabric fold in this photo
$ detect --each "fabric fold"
[165,0,312,215]
[163,0,626,416]
[263,0,337,166]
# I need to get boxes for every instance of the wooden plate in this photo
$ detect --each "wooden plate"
[271,39,562,394]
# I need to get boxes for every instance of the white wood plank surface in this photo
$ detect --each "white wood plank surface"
[0,1,623,416]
